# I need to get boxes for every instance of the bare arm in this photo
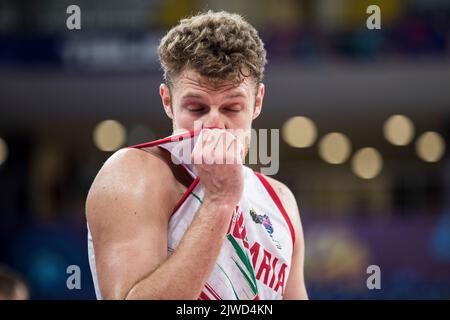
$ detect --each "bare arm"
[126,198,233,299]
[263,176,308,300]
[86,130,243,299]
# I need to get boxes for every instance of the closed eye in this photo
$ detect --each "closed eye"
[223,105,242,112]
[187,105,208,113]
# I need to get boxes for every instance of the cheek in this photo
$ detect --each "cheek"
[234,110,254,126]
[171,108,198,131]
[225,115,253,135]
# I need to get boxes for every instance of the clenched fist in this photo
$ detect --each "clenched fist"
[191,129,245,207]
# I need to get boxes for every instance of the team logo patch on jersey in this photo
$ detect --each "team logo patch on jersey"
[249,208,282,250]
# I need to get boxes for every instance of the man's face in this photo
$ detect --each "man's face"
[159,68,265,145]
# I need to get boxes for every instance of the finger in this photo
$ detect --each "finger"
[192,129,208,164]
[202,129,223,164]
[226,139,244,164]
[204,129,227,150]
[214,131,235,163]
[201,128,212,144]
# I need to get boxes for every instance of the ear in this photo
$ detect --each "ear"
[160,83,173,119]
[252,83,265,120]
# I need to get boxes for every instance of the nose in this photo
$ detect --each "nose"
[202,109,226,129]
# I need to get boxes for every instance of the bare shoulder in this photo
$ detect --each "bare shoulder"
[259,174,302,231]
[258,174,308,299]
[86,147,177,224]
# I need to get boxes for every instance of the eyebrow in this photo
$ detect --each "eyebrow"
[225,92,247,99]
[182,93,204,99]
[181,91,247,100]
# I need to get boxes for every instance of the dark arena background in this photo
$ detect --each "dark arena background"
[0,0,450,300]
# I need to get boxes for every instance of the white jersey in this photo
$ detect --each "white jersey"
[88,130,296,300]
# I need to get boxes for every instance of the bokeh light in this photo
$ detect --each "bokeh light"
[383,114,415,146]
[282,116,317,148]
[93,120,126,152]
[0,137,8,166]
[351,147,383,179]
[416,131,446,163]
[318,132,352,164]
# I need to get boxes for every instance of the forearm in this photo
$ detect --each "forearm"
[125,198,233,299]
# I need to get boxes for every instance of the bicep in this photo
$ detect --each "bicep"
[86,149,173,299]
[91,209,168,300]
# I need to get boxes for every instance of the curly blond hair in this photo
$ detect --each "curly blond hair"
[158,10,267,87]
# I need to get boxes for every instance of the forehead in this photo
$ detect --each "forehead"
[172,69,254,100]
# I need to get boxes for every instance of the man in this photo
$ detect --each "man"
[86,10,307,300]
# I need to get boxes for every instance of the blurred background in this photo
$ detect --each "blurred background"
[0,0,449,299]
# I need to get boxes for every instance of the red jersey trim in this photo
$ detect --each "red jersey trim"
[205,283,222,300]
[128,130,199,208]
[253,172,296,247]
[198,291,210,300]
[128,130,199,149]
[171,178,200,216]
